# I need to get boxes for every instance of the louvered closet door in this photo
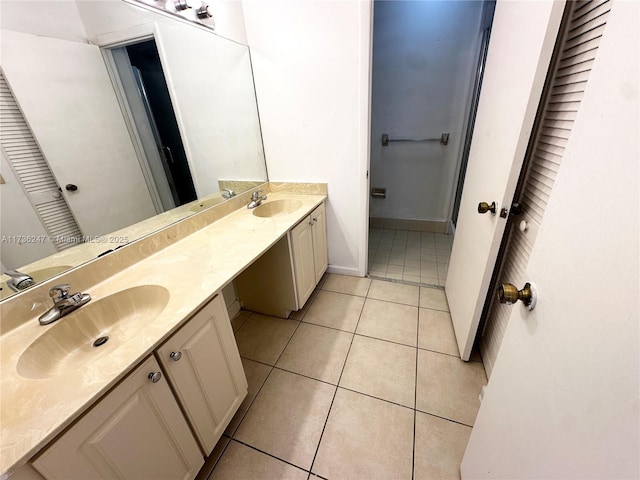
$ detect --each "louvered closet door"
[0,71,82,251]
[479,0,612,377]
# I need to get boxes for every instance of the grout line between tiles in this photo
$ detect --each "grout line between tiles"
[224,361,273,439]
[414,409,475,429]
[271,365,339,388]
[334,385,415,413]
[203,436,232,480]
[306,287,368,477]
[229,438,311,475]
[417,345,483,363]
[352,331,416,349]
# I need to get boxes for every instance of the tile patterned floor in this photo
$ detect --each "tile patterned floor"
[201,274,486,480]
[368,228,453,287]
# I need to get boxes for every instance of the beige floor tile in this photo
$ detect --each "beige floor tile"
[371,262,388,272]
[291,279,328,321]
[421,276,440,286]
[418,308,459,356]
[414,412,471,480]
[231,310,252,332]
[416,350,486,426]
[234,314,299,365]
[303,290,365,332]
[340,335,416,408]
[209,440,307,480]
[276,323,353,384]
[368,279,419,306]
[388,256,405,266]
[322,274,371,297]
[312,388,414,480]
[403,274,422,284]
[386,264,404,275]
[420,287,449,311]
[356,299,418,347]
[195,435,230,480]
[225,358,272,436]
[234,369,335,470]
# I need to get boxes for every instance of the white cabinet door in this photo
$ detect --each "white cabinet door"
[156,293,248,454]
[32,357,203,480]
[311,203,328,284]
[445,1,564,360]
[290,215,316,307]
[461,3,639,477]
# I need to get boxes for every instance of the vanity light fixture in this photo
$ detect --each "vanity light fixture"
[173,0,189,11]
[125,0,215,30]
[195,3,212,19]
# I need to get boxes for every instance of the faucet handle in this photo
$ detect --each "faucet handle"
[252,190,263,200]
[49,284,71,301]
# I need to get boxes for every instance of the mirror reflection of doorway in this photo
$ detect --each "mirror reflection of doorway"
[110,39,197,213]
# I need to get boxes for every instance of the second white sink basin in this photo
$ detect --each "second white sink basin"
[17,285,170,380]
[252,199,303,218]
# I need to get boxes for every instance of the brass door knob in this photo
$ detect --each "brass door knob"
[497,282,537,310]
[478,201,497,215]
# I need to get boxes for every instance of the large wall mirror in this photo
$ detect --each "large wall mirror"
[0,0,267,300]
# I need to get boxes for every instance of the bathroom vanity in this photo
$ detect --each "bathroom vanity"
[0,184,328,479]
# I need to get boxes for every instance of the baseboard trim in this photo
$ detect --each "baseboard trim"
[227,299,241,320]
[327,265,362,277]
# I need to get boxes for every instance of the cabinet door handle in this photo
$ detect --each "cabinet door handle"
[313,217,317,223]
[309,220,314,226]
[169,351,182,361]
[148,371,162,383]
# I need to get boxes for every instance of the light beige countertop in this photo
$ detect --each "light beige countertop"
[0,189,326,476]
[0,190,230,301]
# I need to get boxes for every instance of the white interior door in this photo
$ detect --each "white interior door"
[461,2,639,476]
[445,1,565,360]
[1,29,156,237]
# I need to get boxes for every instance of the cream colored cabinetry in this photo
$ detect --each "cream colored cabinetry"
[310,202,328,285]
[291,203,328,307]
[156,293,247,455]
[32,356,203,480]
[235,202,328,317]
[32,293,247,480]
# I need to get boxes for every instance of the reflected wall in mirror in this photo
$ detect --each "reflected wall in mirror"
[0,0,267,300]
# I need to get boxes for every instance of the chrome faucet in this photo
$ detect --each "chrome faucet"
[247,190,267,209]
[38,284,91,325]
[5,270,35,292]
[222,188,236,199]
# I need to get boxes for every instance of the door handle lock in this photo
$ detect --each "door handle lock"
[478,201,497,215]
[497,282,537,310]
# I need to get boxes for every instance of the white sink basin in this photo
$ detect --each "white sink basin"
[252,199,303,218]
[17,285,170,379]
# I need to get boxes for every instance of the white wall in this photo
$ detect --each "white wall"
[369,1,483,222]
[77,0,248,47]
[0,0,87,42]
[243,0,372,276]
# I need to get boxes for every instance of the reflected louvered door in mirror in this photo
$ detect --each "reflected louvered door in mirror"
[479,0,612,376]
[0,71,83,252]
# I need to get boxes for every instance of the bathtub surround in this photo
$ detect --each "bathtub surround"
[369,1,486,225]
